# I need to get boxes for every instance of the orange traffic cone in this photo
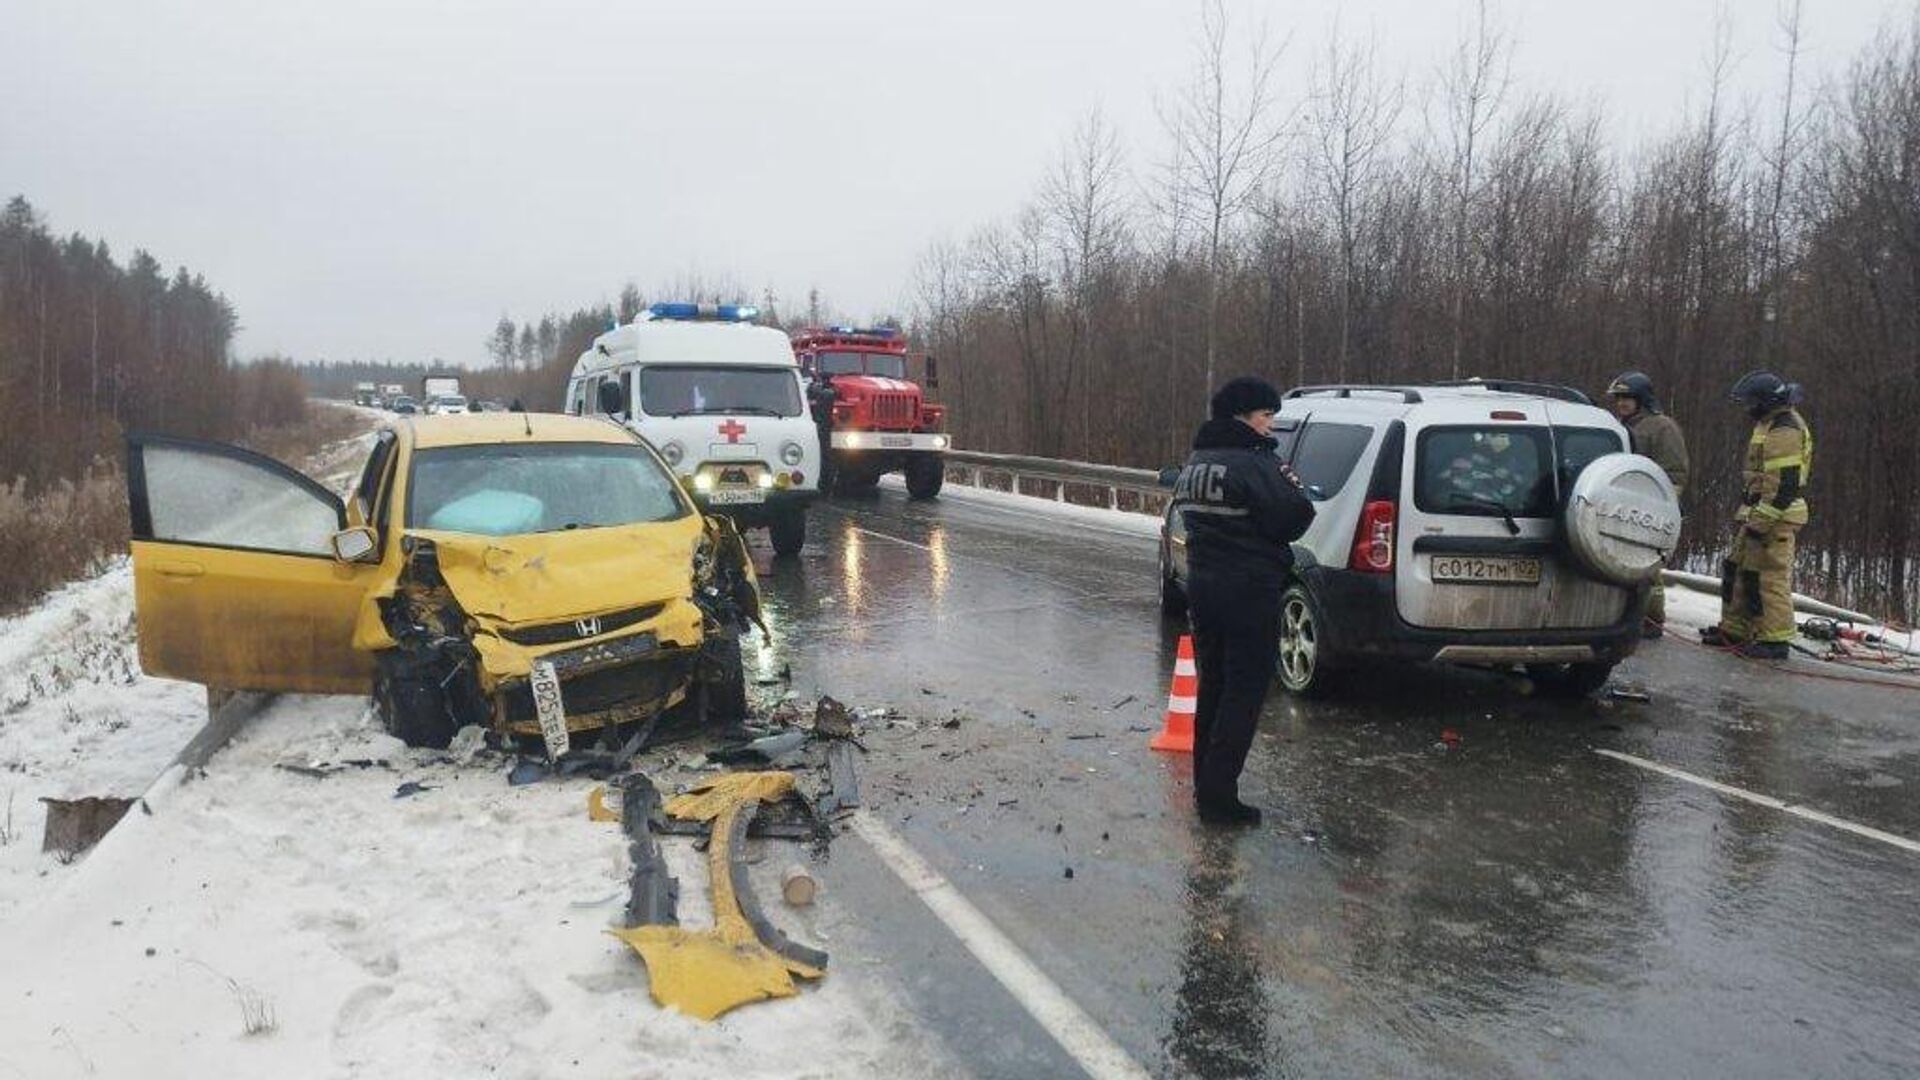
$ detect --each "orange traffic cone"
[1150,635,1198,753]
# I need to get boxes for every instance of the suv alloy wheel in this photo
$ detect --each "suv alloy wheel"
[1277,583,1333,695]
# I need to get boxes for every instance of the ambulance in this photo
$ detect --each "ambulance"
[567,302,820,555]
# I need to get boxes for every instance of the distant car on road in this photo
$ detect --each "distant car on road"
[1159,380,1681,697]
[122,413,759,752]
[388,395,418,414]
[423,395,469,416]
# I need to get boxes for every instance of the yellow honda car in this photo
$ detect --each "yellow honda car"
[126,413,759,753]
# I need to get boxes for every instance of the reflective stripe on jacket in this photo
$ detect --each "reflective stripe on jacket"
[1741,407,1812,525]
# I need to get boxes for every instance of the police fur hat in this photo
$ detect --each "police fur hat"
[1209,376,1284,420]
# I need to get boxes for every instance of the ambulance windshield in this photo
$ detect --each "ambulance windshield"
[638,365,803,418]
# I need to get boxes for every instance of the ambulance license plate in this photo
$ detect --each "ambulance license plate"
[529,659,570,759]
[707,489,765,505]
[1430,555,1541,586]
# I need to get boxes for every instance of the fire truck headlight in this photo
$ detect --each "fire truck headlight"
[660,440,685,466]
[780,440,805,466]
[932,435,950,450]
[845,433,865,449]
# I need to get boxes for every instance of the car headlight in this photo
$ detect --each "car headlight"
[780,440,804,466]
[660,441,684,466]
[757,472,775,489]
[693,472,714,492]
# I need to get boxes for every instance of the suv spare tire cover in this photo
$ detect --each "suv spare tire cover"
[1563,453,1682,586]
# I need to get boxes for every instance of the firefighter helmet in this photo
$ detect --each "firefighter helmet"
[1607,371,1660,413]
[1729,370,1801,415]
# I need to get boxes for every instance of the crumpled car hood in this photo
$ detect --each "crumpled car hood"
[411,516,705,625]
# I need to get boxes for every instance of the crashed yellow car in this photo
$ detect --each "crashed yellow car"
[126,413,760,752]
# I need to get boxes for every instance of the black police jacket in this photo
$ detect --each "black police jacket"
[1172,418,1317,581]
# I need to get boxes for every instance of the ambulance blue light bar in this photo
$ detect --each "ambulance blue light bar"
[646,302,759,322]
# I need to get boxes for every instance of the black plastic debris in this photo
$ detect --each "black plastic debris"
[711,729,810,767]
[617,775,679,927]
[812,696,855,740]
[507,759,549,786]
[393,781,435,799]
[813,741,863,818]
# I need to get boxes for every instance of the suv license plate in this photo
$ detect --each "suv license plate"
[1430,555,1542,586]
[707,489,766,505]
[530,659,570,759]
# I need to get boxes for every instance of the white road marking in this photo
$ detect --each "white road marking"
[848,811,1151,1080]
[849,524,933,553]
[1595,749,1920,855]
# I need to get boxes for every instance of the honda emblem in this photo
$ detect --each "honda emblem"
[574,616,601,638]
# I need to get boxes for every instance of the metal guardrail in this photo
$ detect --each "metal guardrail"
[942,449,1169,516]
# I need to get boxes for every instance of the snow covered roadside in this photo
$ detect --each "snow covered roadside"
[0,426,382,923]
[0,559,210,921]
[0,698,950,1079]
[880,473,1163,542]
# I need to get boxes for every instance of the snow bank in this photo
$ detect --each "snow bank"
[0,559,209,921]
[0,697,951,1079]
[881,474,1162,541]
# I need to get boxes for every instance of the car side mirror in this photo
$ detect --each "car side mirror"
[330,525,379,563]
[1306,484,1327,500]
[1156,467,1180,489]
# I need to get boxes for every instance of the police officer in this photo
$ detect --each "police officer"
[1702,371,1812,660]
[1171,377,1316,826]
[1607,372,1690,637]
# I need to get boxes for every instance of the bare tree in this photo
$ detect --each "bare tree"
[1439,0,1511,377]
[1308,26,1405,380]
[1041,110,1131,456]
[1160,0,1288,408]
[1762,0,1808,360]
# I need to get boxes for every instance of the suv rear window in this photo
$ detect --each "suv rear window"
[1415,425,1627,519]
[1290,422,1372,499]
[1416,427,1554,518]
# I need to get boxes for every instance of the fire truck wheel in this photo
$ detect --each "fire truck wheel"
[769,509,806,557]
[905,456,945,500]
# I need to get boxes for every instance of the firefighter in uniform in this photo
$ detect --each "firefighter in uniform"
[1607,372,1690,637]
[1702,371,1812,660]
[1170,377,1316,826]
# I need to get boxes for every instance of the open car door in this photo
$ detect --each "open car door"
[127,435,376,694]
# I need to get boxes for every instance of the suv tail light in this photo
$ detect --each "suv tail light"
[1349,499,1396,573]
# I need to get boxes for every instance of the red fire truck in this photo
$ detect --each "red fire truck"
[789,326,949,499]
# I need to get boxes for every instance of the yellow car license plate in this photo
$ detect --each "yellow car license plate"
[1430,555,1542,586]
[530,659,570,759]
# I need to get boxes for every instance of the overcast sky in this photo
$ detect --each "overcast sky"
[3,0,1907,367]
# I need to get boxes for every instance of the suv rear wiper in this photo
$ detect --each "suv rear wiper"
[1442,493,1523,537]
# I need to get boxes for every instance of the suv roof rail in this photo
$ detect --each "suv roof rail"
[1431,379,1593,405]
[1284,384,1425,404]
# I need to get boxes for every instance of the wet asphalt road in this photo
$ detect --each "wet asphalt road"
[748,487,1920,1080]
